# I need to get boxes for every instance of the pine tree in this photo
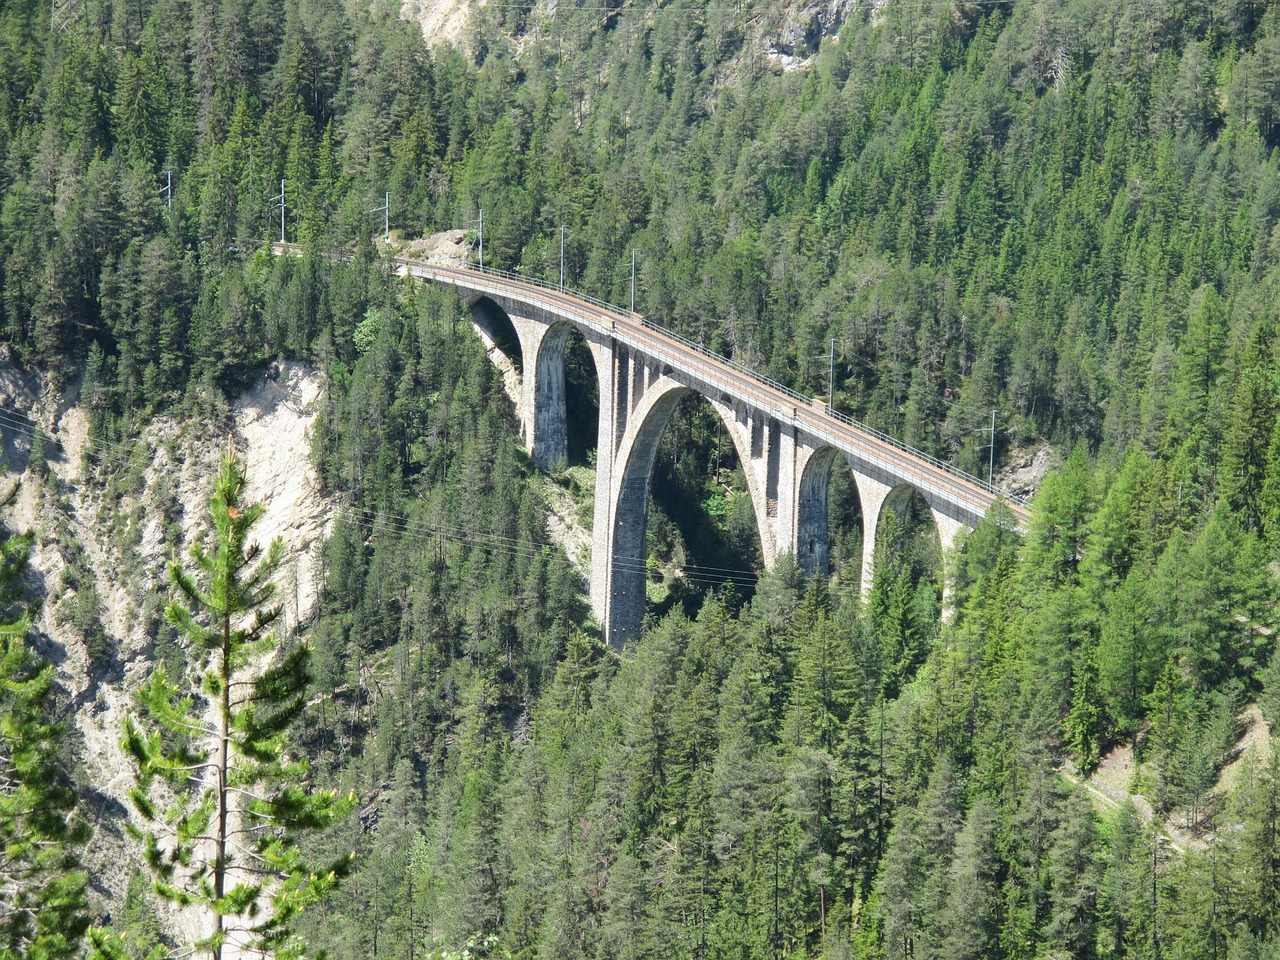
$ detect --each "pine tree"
[1262,415,1280,548]
[1066,642,1107,770]
[1170,508,1274,691]
[1098,570,1160,742]
[1220,329,1278,534]
[0,530,90,960]
[1237,750,1280,939]
[115,872,165,960]
[1044,787,1102,959]
[93,451,352,960]
[936,797,1000,960]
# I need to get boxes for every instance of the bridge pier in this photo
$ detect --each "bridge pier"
[587,340,618,635]
[716,403,785,568]
[854,473,893,600]
[600,378,690,648]
[930,505,965,613]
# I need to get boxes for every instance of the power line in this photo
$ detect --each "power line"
[0,401,765,587]
[0,409,149,476]
[340,502,761,586]
[470,0,1020,14]
[346,505,759,588]
[0,408,764,589]
[268,180,286,246]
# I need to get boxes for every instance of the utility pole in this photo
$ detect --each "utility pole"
[268,179,285,244]
[814,340,836,414]
[161,170,172,211]
[988,408,997,493]
[630,248,636,313]
[465,209,484,268]
[372,191,390,242]
[828,338,836,415]
[559,224,567,290]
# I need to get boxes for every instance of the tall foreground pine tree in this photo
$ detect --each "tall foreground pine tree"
[0,530,89,959]
[94,451,352,960]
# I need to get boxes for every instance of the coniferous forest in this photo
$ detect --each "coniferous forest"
[4,0,1280,956]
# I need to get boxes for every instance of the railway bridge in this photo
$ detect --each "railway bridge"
[395,255,1031,647]
[282,245,1031,646]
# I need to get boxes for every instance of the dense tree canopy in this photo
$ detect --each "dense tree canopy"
[3,0,1280,956]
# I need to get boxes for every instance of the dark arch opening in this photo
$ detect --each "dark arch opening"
[563,328,599,467]
[828,463,865,581]
[610,389,762,646]
[870,484,943,694]
[876,485,942,592]
[649,393,762,617]
[797,449,865,584]
[469,296,523,374]
[533,323,599,471]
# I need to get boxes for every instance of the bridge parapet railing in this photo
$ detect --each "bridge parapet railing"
[422,260,1029,508]
[631,318,1030,509]
[386,252,1031,513]
[394,258,621,327]
[627,329,1030,520]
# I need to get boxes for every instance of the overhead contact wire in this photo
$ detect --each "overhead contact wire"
[0,410,763,588]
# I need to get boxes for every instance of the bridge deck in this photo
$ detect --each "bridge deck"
[391,257,1032,531]
[270,243,1032,531]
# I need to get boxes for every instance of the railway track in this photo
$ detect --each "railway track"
[272,242,1033,531]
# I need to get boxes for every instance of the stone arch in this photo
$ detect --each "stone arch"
[872,482,944,595]
[535,325,604,471]
[606,378,769,646]
[468,296,523,373]
[796,447,867,578]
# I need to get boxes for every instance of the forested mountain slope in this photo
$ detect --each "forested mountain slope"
[2,0,1280,956]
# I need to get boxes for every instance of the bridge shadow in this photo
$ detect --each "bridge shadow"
[471,296,523,374]
[798,448,866,586]
[561,328,598,469]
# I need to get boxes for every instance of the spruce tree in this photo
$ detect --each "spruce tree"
[95,451,352,960]
[0,530,90,960]
[1220,331,1278,534]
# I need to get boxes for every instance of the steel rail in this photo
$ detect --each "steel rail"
[273,243,1033,529]
[392,256,1032,528]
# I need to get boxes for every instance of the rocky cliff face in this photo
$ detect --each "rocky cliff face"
[400,0,474,50]
[762,0,863,67]
[0,362,334,936]
[401,0,869,65]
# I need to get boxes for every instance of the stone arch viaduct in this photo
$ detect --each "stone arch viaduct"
[385,254,1031,647]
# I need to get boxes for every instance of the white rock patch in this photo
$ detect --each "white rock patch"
[0,361,333,945]
[235,363,334,632]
